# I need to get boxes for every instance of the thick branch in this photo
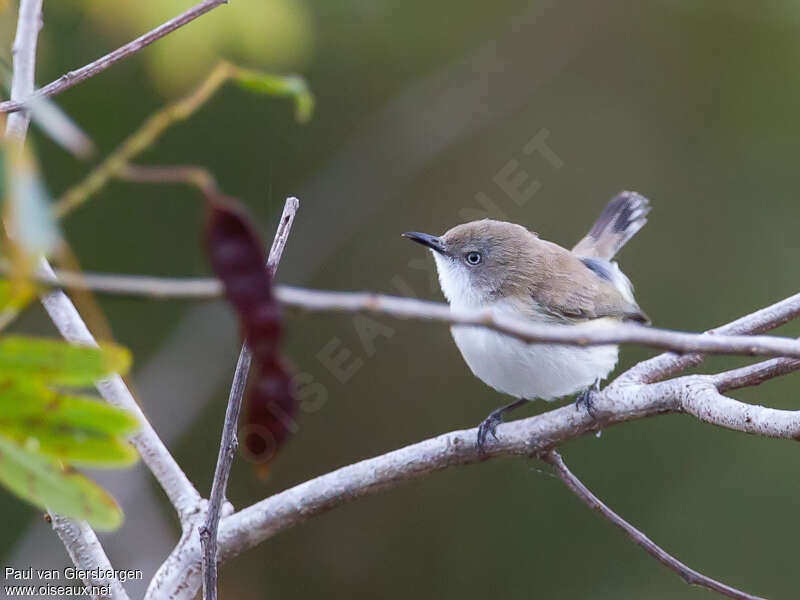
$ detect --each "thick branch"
[541,450,764,600]
[38,258,203,522]
[200,197,299,600]
[681,381,800,438]
[219,376,800,556]
[148,365,800,599]
[0,0,227,114]
[38,260,203,520]
[50,515,130,600]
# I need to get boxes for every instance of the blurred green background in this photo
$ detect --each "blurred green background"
[3,0,800,598]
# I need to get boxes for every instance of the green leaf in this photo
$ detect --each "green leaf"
[0,336,131,385]
[0,381,139,466]
[233,69,314,123]
[0,381,140,435]
[0,435,123,530]
[0,421,137,467]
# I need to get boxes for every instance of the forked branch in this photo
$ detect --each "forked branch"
[148,341,800,599]
[5,2,798,600]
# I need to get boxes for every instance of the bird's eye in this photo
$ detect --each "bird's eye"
[465,251,482,265]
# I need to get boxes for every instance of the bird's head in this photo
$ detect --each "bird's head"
[403,219,540,307]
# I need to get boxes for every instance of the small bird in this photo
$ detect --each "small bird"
[403,192,651,450]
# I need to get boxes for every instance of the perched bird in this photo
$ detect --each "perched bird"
[403,192,651,450]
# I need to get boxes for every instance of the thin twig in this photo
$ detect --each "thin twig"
[13,266,223,297]
[541,450,764,600]
[12,265,800,361]
[713,356,800,392]
[119,163,220,197]
[0,0,228,115]
[200,197,299,600]
[615,292,800,386]
[271,287,800,360]
[53,61,310,217]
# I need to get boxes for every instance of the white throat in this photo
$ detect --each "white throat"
[432,252,485,309]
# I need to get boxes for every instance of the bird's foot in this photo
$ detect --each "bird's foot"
[477,408,505,454]
[476,398,529,454]
[575,379,602,419]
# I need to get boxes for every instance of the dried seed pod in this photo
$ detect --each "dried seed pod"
[205,196,295,474]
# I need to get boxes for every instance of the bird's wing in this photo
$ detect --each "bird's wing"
[526,244,649,324]
[572,191,651,260]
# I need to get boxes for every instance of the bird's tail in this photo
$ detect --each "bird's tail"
[571,191,651,260]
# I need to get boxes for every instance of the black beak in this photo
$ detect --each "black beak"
[402,231,446,254]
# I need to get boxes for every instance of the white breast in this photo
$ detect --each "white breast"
[451,324,618,400]
[450,296,619,400]
[432,250,619,400]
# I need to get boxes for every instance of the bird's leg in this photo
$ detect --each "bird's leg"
[575,378,602,418]
[477,398,529,453]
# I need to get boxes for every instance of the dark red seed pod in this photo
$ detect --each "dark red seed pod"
[205,196,296,475]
